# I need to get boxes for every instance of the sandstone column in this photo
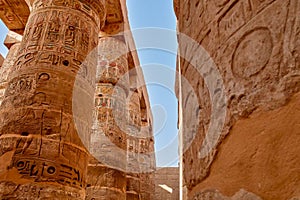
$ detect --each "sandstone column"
[126,90,142,200]
[0,0,105,199]
[139,136,156,200]
[0,32,21,105]
[139,123,156,200]
[86,36,129,200]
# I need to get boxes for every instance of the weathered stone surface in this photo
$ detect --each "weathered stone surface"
[176,0,300,199]
[0,34,21,106]
[0,0,30,34]
[191,189,262,200]
[126,173,140,200]
[97,36,129,89]
[190,92,300,200]
[87,36,129,199]
[154,167,179,200]
[86,161,127,200]
[140,172,155,200]
[0,54,4,67]
[85,6,156,199]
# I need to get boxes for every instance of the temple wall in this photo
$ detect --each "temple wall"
[175,0,300,199]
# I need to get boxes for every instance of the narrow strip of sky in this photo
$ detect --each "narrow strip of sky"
[0,21,8,56]
[126,0,179,166]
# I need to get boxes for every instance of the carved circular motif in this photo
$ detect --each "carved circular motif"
[38,73,50,81]
[232,27,273,79]
[16,161,25,169]
[47,166,56,174]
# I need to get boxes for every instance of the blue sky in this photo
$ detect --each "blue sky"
[0,0,178,167]
[0,22,8,56]
[127,0,178,166]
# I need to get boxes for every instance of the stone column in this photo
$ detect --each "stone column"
[139,117,156,200]
[0,36,21,105]
[86,36,129,200]
[126,90,141,200]
[0,0,105,199]
[139,131,156,200]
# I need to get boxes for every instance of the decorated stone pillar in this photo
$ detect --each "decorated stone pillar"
[126,90,141,200]
[0,34,21,105]
[139,126,156,200]
[86,36,129,200]
[0,0,105,199]
[138,107,156,200]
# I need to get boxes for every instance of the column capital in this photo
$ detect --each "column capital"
[4,31,22,49]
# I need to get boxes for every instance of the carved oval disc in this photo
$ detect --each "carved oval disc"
[232,27,273,79]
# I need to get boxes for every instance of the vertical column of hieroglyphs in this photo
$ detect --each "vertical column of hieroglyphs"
[0,0,105,199]
[86,36,129,200]
[126,88,141,200]
[0,33,21,106]
[176,0,300,199]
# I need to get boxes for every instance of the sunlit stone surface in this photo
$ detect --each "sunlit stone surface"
[175,0,300,199]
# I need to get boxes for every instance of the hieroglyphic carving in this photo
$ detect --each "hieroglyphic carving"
[6,75,36,95]
[0,0,104,198]
[97,37,129,89]
[105,0,123,24]
[0,181,82,199]
[0,42,21,105]
[177,0,300,197]
[215,0,280,46]
[218,0,252,40]
[94,83,127,140]
[87,35,130,199]
[232,27,273,79]
[29,14,47,51]
[64,15,79,55]
[128,91,141,128]
[11,157,84,187]
[44,10,63,52]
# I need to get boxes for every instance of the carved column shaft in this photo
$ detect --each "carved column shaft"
[0,0,104,199]
[136,96,155,199]
[139,131,156,200]
[0,42,21,105]
[87,36,129,200]
[126,90,141,200]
